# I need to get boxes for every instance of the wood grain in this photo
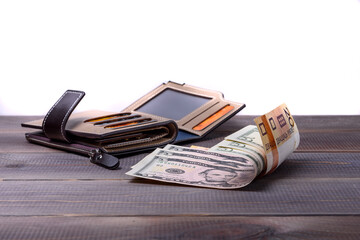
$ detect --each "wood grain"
[1,115,360,239]
[1,152,360,180]
[1,177,359,216]
[0,216,359,240]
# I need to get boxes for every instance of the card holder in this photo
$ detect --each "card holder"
[22,82,245,169]
[85,113,156,129]
[122,81,246,142]
[22,90,178,169]
[72,112,178,154]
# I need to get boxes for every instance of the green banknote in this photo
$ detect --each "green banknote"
[127,104,300,189]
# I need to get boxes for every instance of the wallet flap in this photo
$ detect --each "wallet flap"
[122,81,246,140]
[42,90,85,142]
[22,110,177,140]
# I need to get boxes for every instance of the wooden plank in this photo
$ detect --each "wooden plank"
[0,132,55,153]
[0,152,142,180]
[2,131,360,155]
[294,115,360,131]
[3,123,360,155]
[1,116,360,239]
[268,152,360,179]
[296,132,360,152]
[0,116,41,131]
[195,131,360,152]
[0,216,359,240]
[209,115,360,132]
[2,116,360,154]
[203,114,360,133]
[1,152,360,180]
[1,177,359,216]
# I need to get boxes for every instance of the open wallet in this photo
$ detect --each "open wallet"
[21,81,246,169]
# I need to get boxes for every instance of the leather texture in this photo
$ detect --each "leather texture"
[23,89,178,169]
[42,90,85,142]
[25,132,120,170]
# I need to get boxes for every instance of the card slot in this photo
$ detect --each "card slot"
[93,114,142,126]
[84,113,132,123]
[104,117,156,129]
[192,105,234,131]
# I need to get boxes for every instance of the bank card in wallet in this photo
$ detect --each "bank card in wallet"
[21,81,246,169]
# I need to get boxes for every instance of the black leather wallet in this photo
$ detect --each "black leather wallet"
[22,90,178,169]
[22,82,245,169]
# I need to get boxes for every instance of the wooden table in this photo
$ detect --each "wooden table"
[1,115,359,239]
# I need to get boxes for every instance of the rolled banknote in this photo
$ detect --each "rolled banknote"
[127,103,300,189]
[210,125,265,176]
[254,103,300,174]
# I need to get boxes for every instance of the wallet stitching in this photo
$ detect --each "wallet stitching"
[60,91,83,141]
[42,92,67,138]
[43,91,83,141]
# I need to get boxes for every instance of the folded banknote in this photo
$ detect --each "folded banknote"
[126,103,300,189]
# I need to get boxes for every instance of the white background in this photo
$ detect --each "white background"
[1,0,359,116]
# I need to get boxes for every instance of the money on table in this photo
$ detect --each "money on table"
[126,104,300,189]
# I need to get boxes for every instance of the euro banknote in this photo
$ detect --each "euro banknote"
[210,103,299,176]
[253,103,300,174]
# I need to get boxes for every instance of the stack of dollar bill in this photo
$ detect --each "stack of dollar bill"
[126,104,300,189]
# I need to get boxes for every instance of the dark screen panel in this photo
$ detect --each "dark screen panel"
[136,89,211,120]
